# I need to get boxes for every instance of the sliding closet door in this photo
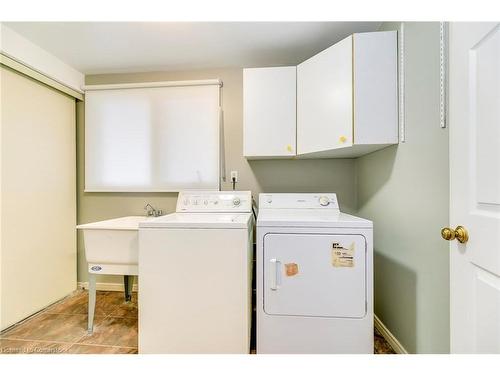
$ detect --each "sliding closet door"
[0,66,76,330]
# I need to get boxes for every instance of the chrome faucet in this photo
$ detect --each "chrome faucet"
[144,203,163,217]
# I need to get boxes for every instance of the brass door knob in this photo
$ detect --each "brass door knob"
[441,226,469,244]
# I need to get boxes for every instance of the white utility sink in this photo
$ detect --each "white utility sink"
[77,215,157,333]
[77,216,155,275]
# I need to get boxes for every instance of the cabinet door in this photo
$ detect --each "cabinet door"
[297,35,353,155]
[243,67,296,158]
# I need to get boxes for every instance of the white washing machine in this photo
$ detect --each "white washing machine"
[138,191,254,354]
[257,193,373,353]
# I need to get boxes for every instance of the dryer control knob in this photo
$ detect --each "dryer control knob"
[233,197,241,206]
[319,196,330,206]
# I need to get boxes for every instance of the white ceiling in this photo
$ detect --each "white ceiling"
[5,22,381,75]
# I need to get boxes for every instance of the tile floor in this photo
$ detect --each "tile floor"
[374,327,396,354]
[0,290,138,354]
[1,290,395,354]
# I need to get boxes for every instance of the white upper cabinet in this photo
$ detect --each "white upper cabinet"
[243,66,296,158]
[297,31,398,158]
[242,31,398,159]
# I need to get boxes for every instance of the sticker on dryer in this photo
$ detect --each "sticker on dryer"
[331,242,355,268]
[284,262,299,276]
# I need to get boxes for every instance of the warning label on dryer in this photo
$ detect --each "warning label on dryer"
[332,242,355,268]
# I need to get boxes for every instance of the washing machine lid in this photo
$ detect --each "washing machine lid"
[139,212,253,229]
[257,210,372,228]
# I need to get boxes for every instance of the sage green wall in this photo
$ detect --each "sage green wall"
[78,68,357,284]
[355,22,449,353]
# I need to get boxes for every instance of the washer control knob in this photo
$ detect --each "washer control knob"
[233,197,241,206]
[319,196,330,206]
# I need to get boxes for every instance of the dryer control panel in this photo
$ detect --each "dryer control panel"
[177,191,252,213]
[259,193,339,210]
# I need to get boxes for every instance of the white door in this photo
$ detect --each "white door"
[263,233,366,318]
[448,22,500,353]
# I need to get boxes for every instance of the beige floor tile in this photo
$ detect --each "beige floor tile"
[2,313,102,343]
[65,344,137,354]
[46,291,130,317]
[96,292,133,315]
[0,338,71,354]
[107,297,138,318]
[45,293,86,315]
[374,328,396,354]
[77,317,138,348]
[46,291,97,315]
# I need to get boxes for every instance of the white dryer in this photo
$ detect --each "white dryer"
[139,191,254,354]
[257,193,373,353]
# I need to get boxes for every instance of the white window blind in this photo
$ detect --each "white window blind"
[84,83,220,192]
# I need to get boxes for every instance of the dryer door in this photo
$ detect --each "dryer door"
[263,233,366,318]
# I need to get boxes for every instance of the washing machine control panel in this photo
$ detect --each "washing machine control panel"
[259,193,339,210]
[177,191,252,212]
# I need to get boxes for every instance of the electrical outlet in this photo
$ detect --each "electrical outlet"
[230,170,238,182]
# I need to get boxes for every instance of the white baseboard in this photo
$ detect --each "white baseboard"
[77,281,138,293]
[374,314,408,354]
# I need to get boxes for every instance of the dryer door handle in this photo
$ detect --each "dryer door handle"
[269,258,281,291]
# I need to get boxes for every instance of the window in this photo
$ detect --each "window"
[84,82,221,192]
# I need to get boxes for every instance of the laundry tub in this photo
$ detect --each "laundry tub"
[77,216,154,332]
